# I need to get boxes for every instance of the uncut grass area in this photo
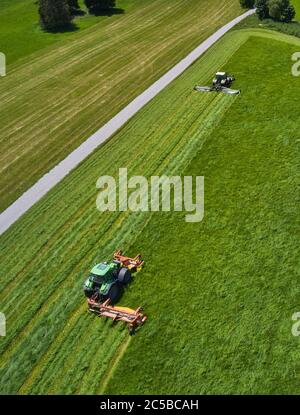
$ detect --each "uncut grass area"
[0,29,299,394]
[0,0,242,212]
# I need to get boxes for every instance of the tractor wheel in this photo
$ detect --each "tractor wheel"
[84,288,97,299]
[117,268,132,285]
[128,326,135,336]
[107,283,122,305]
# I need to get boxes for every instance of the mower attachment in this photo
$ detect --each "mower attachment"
[113,250,144,272]
[88,298,147,335]
[194,85,241,95]
[219,87,241,95]
[194,85,214,93]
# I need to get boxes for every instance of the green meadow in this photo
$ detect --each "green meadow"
[0,27,299,394]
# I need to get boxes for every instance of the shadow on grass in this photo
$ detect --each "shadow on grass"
[71,8,86,17]
[42,22,80,34]
[89,7,125,17]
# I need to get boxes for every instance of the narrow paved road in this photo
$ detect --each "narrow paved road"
[0,9,255,236]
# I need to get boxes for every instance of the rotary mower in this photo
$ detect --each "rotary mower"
[194,72,241,95]
[83,250,147,334]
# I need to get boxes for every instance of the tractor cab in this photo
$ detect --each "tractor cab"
[83,259,132,303]
[213,72,235,88]
[91,262,118,279]
[194,71,239,95]
[83,262,118,299]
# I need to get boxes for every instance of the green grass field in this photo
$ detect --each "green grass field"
[292,0,300,20]
[0,27,299,394]
[0,0,242,212]
[0,0,127,65]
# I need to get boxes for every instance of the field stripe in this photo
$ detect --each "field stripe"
[97,336,132,395]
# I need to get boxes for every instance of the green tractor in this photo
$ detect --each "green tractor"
[83,261,131,304]
[84,251,146,333]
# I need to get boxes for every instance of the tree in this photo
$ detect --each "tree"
[84,0,116,14]
[255,0,269,20]
[268,0,296,22]
[282,3,296,22]
[39,0,73,31]
[67,0,80,13]
[268,0,282,20]
[239,0,255,8]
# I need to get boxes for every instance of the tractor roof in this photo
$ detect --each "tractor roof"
[216,71,226,76]
[91,262,116,276]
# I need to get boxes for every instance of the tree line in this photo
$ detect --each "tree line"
[39,0,116,31]
[240,0,296,22]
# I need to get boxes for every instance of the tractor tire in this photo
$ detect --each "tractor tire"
[84,287,97,299]
[107,283,122,305]
[117,267,132,285]
[128,326,135,336]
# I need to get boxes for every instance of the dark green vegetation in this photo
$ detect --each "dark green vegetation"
[0,0,241,212]
[268,0,295,21]
[240,0,296,23]
[0,28,299,394]
[84,0,116,15]
[240,0,255,9]
[234,11,300,36]
[39,0,73,32]
[256,0,270,19]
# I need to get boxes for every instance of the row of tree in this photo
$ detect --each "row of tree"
[240,0,296,22]
[39,0,116,31]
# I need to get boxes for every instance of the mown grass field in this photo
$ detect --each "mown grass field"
[0,0,242,212]
[0,27,299,394]
[0,0,126,64]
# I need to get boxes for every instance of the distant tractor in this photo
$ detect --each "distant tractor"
[194,72,241,95]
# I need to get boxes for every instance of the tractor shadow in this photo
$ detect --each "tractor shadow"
[89,8,125,17]
[44,23,79,34]
[113,275,137,306]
